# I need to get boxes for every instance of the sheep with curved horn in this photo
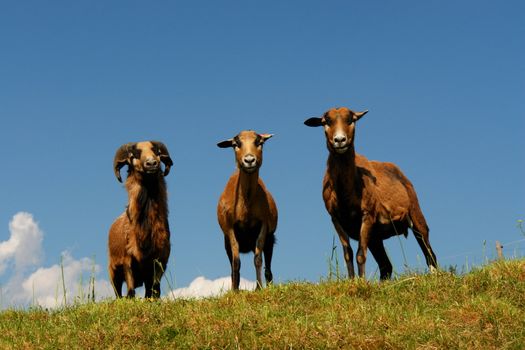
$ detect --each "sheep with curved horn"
[108,141,173,298]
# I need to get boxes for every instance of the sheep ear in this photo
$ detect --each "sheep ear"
[152,141,173,177]
[304,117,323,127]
[217,139,234,148]
[259,133,273,143]
[353,110,369,122]
[113,143,134,183]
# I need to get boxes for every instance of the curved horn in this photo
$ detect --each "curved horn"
[113,143,134,183]
[152,141,173,177]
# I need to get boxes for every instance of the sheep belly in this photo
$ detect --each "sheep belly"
[334,211,409,241]
[233,221,262,253]
[373,220,409,239]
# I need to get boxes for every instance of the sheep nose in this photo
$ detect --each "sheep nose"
[243,155,256,165]
[145,158,159,168]
[334,135,347,144]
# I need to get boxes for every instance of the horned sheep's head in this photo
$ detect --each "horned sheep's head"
[113,141,173,182]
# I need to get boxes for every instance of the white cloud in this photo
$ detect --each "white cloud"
[168,276,257,299]
[17,252,114,308]
[0,212,258,308]
[0,212,43,274]
[0,212,113,309]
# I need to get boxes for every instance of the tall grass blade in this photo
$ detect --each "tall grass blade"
[60,254,67,306]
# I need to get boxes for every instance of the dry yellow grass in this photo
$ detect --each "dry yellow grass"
[1,259,524,349]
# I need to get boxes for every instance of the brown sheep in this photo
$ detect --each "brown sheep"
[217,131,278,290]
[108,141,173,298]
[304,107,437,279]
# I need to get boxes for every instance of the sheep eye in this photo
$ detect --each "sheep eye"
[132,150,141,159]
[233,136,242,149]
[323,117,332,126]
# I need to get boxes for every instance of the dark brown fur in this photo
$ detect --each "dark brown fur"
[217,131,278,290]
[305,107,437,279]
[108,141,173,298]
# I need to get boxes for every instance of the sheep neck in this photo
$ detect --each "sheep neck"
[235,168,259,203]
[126,173,169,251]
[327,145,358,192]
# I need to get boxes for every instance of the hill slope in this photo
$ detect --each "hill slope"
[1,260,524,349]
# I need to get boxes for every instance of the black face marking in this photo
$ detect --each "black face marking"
[131,146,141,159]
[254,134,262,146]
[234,135,242,148]
[323,113,332,126]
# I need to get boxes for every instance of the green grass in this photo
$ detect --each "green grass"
[1,259,524,349]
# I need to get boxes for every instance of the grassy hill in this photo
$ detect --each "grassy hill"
[1,259,524,349]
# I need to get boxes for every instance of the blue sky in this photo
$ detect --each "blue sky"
[0,1,523,304]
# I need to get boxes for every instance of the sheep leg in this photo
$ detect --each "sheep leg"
[124,265,136,298]
[144,277,161,298]
[368,238,393,280]
[153,284,161,298]
[412,227,438,271]
[263,234,275,286]
[332,218,355,278]
[153,274,162,298]
[225,233,241,291]
[151,260,165,298]
[144,277,153,298]
[254,224,268,290]
[356,214,373,278]
[109,266,124,298]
